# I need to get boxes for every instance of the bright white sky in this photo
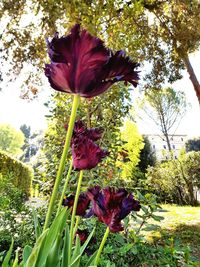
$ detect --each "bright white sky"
[0,51,199,137]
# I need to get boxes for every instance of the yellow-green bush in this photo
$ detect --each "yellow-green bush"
[0,150,33,197]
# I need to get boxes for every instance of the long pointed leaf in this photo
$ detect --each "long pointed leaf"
[61,225,70,267]
[12,250,18,267]
[70,227,96,267]
[46,233,62,267]
[85,251,98,267]
[25,229,48,267]
[2,238,14,267]
[22,245,32,265]
[32,209,42,240]
[70,236,81,265]
[35,208,68,267]
[70,255,81,267]
[80,227,95,254]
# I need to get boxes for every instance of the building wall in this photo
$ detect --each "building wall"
[146,134,187,160]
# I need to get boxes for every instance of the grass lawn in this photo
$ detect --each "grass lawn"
[146,205,200,262]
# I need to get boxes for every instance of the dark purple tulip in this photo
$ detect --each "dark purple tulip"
[87,187,141,232]
[62,192,90,216]
[71,120,103,141]
[72,135,109,170]
[86,127,103,141]
[45,24,140,98]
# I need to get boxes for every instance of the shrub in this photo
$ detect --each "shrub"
[0,150,33,197]
[0,173,25,212]
[146,152,200,205]
[0,206,47,253]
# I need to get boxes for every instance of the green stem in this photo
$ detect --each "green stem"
[69,170,83,261]
[43,94,80,231]
[94,227,110,266]
[56,161,73,216]
[73,216,80,239]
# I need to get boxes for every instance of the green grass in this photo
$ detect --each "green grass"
[146,205,200,261]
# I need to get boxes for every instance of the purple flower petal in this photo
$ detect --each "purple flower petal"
[69,121,108,170]
[45,63,71,93]
[86,128,103,141]
[87,187,141,232]
[72,136,108,170]
[45,24,140,98]
[62,192,90,216]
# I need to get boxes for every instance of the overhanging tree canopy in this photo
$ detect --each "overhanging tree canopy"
[1,0,200,103]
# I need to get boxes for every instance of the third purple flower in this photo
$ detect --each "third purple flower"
[87,186,141,232]
[62,192,90,216]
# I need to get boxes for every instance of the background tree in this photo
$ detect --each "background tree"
[185,137,200,152]
[146,151,200,205]
[0,124,24,156]
[117,120,144,181]
[20,124,42,163]
[141,0,200,103]
[138,135,156,173]
[142,87,187,151]
[1,1,200,103]
[0,0,145,89]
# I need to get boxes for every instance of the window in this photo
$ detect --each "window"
[163,145,166,149]
[181,137,184,141]
[173,145,175,149]
[153,144,155,149]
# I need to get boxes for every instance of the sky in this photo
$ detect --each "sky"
[0,51,199,137]
[133,51,200,138]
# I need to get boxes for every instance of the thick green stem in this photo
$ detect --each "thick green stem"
[43,94,80,231]
[56,161,73,216]
[69,170,83,261]
[94,227,110,266]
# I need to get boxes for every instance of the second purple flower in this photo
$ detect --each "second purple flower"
[66,120,109,170]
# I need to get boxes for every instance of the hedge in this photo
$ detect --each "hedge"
[0,150,33,197]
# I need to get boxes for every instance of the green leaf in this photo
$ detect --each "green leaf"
[70,236,81,267]
[61,225,70,267]
[85,251,98,267]
[12,250,18,267]
[141,206,148,213]
[80,227,95,254]
[114,234,125,245]
[32,209,42,240]
[25,230,49,267]
[151,214,164,221]
[69,227,96,267]
[22,246,32,265]
[143,224,161,231]
[46,233,62,267]
[35,208,67,267]
[2,238,14,267]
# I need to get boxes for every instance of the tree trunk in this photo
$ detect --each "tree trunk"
[164,131,172,152]
[187,182,197,206]
[175,185,185,205]
[183,55,200,104]
[159,105,172,151]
